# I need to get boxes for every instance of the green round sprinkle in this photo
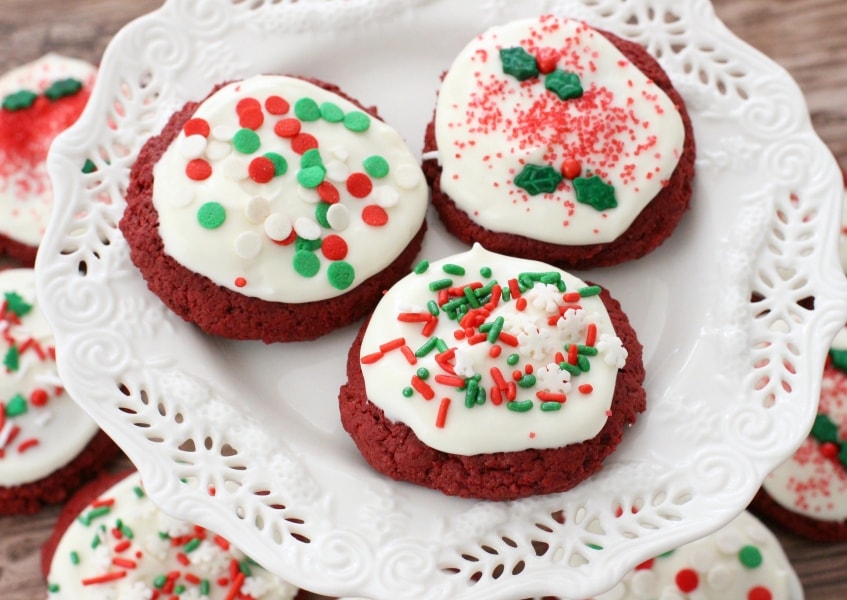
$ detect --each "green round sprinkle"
[315,202,331,228]
[197,202,226,229]
[545,69,583,100]
[301,148,324,169]
[811,413,839,443]
[293,250,321,278]
[327,261,355,290]
[294,97,321,121]
[232,128,261,154]
[295,236,323,252]
[363,155,390,178]
[2,89,38,111]
[263,152,288,176]
[480,266,492,278]
[500,46,539,81]
[320,101,344,122]
[416,367,430,379]
[297,165,326,188]
[574,176,618,211]
[514,163,563,195]
[44,78,83,101]
[48,584,60,593]
[506,353,520,366]
[402,387,414,398]
[343,111,371,132]
[738,545,763,569]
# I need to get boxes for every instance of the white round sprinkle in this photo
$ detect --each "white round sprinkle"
[180,134,207,159]
[394,164,422,189]
[328,145,349,161]
[264,212,292,241]
[375,185,400,208]
[245,197,271,224]
[212,124,237,141]
[170,189,194,208]
[298,185,321,204]
[205,140,232,161]
[629,569,657,596]
[294,216,321,240]
[234,231,262,259]
[325,160,350,183]
[327,204,350,231]
[706,564,734,591]
[689,547,717,572]
[715,531,744,554]
[220,156,250,180]
[658,589,685,600]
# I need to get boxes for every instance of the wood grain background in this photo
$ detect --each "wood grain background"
[1,1,845,599]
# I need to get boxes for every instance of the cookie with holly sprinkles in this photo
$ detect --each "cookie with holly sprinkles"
[42,470,302,599]
[0,268,119,515]
[422,15,695,269]
[0,53,96,266]
[120,74,428,343]
[339,244,646,501]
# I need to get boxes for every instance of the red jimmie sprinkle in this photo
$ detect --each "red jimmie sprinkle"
[321,234,348,260]
[274,118,301,138]
[183,118,210,138]
[185,159,212,181]
[435,397,451,428]
[346,172,373,198]
[248,156,275,183]
[264,95,290,115]
[362,205,388,226]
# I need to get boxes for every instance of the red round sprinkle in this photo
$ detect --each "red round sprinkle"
[748,586,772,600]
[30,388,49,407]
[236,97,261,114]
[239,108,264,130]
[535,47,559,74]
[346,172,373,198]
[248,156,275,183]
[361,205,388,226]
[185,159,212,181]
[561,158,581,179]
[675,568,698,593]
[290,132,318,154]
[264,95,289,115]
[274,118,301,138]
[234,277,247,288]
[821,441,840,459]
[271,230,298,246]
[321,234,348,260]
[183,118,210,138]
[317,181,340,204]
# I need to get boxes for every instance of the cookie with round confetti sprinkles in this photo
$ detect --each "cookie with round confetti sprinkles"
[339,244,646,501]
[0,54,96,267]
[42,470,301,599]
[120,75,428,343]
[0,268,120,515]
[422,15,695,270]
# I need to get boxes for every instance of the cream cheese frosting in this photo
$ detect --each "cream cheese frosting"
[152,75,428,303]
[433,15,685,245]
[359,244,626,455]
[46,472,299,599]
[0,268,99,486]
[0,54,96,247]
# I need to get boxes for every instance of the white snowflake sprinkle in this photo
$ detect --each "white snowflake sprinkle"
[525,283,563,313]
[535,363,572,394]
[597,333,627,368]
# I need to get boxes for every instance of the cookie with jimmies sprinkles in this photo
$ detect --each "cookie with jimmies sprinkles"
[42,470,302,599]
[421,15,695,269]
[120,74,428,343]
[0,268,119,515]
[0,54,96,266]
[339,244,646,501]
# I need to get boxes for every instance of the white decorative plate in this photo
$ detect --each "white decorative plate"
[37,0,845,598]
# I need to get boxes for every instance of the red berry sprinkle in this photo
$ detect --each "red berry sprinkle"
[274,118,301,138]
[821,442,840,460]
[561,158,581,179]
[675,568,699,593]
[346,172,373,198]
[321,234,348,260]
[290,132,318,154]
[248,156,275,183]
[748,586,773,600]
[264,95,290,115]
[234,277,247,288]
[185,159,212,181]
[238,108,264,130]
[183,118,210,138]
[30,388,49,407]
[535,47,559,74]
[317,181,340,204]
[361,204,388,226]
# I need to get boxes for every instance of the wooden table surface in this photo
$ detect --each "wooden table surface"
[1,1,845,598]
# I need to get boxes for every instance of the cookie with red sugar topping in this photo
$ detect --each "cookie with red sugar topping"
[422,15,695,269]
[0,54,96,266]
[339,244,646,501]
[0,268,119,515]
[42,470,303,599]
[120,75,428,343]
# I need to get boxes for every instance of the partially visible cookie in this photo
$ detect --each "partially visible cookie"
[0,54,96,266]
[42,470,301,599]
[0,268,119,515]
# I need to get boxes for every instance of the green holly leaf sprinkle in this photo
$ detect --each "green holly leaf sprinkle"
[3,346,20,373]
[44,78,83,101]
[545,69,583,100]
[2,90,38,111]
[500,46,539,81]
[811,413,839,444]
[574,175,617,211]
[514,164,563,195]
[4,292,33,317]
[5,394,27,417]
[830,348,847,373]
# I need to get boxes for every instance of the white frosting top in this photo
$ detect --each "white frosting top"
[0,268,99,486]
[839,187,847,271]
[761,330,847,522]
[434,15,685,245]
[47,472,299,599]
[0,53,96,246]
[359,244,627,455]
[153,75,427,303]
[594,511,795,600]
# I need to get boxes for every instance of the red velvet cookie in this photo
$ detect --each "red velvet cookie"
[0,54,96,266]
[422,16,695,270]
[339,245,646,501]
[120,75,428,343]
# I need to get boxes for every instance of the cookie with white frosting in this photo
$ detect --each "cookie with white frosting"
[339,244,646,500]
[422,15,695,269]
[120,75,428,343]
[0,268,118,515]
[42,470,301,599]
[0,54,96,266]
